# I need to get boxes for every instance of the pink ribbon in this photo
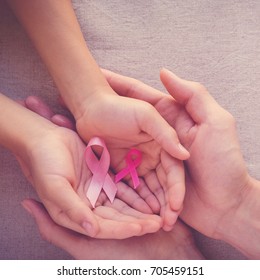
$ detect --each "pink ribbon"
[84,137,117,208]
[115,149,142,189]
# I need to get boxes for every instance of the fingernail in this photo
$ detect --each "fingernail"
[82,221,95,237]
[178,143,190,157]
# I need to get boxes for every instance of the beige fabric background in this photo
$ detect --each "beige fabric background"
[0,0,259,259]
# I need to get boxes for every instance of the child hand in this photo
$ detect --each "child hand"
[73,90,188,230]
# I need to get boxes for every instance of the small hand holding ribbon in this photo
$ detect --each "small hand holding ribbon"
[84,137,117,208]
[115,149,142,189]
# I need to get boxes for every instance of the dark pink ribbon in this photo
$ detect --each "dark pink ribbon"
[84,137,117,208]
[115,149,142,189]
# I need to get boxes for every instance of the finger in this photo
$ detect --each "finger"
[134,178,161,214]
[51,114,75,130]
[21,199,89,259]
[142,172,165,214]
[103,69,185,128]
[103,69,190,131]
[40,176,99,237]
[22,199,157,259]
[107,199,162,228]
[161,150,185,211]
[156,151,185,230]
[136,102,190,160]
[94,200,161,238]
[156,161,177,230]
[47,176,159,238]
[115,180,156,214]
[102,68,163,104]
[25,96,75,129]
[160,68,223,124]
[25,96,54,120]
[103,69,189,159]
[93,209,142,239]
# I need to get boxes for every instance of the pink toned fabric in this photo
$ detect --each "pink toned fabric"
[1,0,258,259]
[84,137,117,208]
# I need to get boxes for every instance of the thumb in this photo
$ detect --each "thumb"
[136,101,190,160]
[160,68,222,124]
[39,177,99,237]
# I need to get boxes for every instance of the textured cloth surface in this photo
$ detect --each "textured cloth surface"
[0,0,259,259]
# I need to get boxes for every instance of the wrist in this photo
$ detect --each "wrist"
[51,46,112,119]
[215,176,260,259]
[0,94,56,158]
[66,82,116,121]
[6,0,113,120]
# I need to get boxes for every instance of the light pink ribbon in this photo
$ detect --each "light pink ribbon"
[115,149,142,189]
[84,137,117,208]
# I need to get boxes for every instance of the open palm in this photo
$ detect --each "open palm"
[17,99,162,238]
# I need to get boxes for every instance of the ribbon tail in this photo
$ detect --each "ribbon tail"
[130,170,140,189]
[103,175,117,203]
[86,178,103,208]
[114,168,129,183]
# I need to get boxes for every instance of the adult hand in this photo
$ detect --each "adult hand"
[22,198,204,260]
[103,68,250,239]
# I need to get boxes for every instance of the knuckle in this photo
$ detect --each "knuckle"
[192,81,208,93]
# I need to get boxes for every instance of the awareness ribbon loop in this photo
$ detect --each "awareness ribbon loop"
[84,137,117,208]
[115,149,142,189]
